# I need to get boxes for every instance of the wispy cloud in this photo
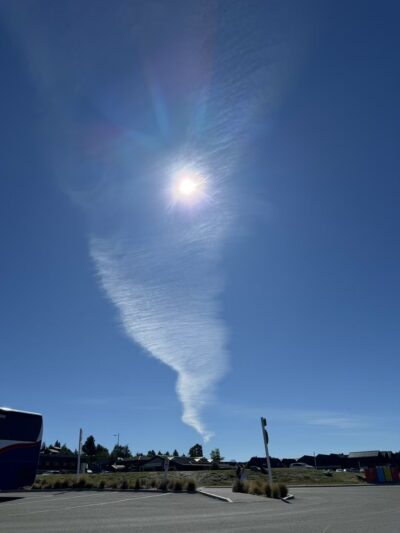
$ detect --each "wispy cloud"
[91,229,229,441]
[304,414,367,430]
[225,404,370,431]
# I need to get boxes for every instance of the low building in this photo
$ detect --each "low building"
[247,456,282,470]
[38,453,86,473]
[347,451,394,468]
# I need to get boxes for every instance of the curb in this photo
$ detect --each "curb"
[197,488,233,503]
[288,484,371,488]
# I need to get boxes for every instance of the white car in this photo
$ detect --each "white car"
[289,462,314,469]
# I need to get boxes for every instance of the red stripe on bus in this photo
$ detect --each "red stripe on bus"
[0,442,40,454]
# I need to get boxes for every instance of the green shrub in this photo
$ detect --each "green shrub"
[110,481,118,489]
[53,480,62,489]
[264,483,272,498]
[278,483,288,498]
[119,479,128,490]
[186,479,196,493]
[98,480,105,490]
[134,478,141,491]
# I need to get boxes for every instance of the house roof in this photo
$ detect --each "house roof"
[348,451,380,458]
[170,456,195,465]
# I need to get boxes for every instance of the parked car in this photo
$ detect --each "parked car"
[289,462,313,469]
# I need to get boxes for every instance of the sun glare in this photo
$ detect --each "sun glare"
[171,169,206,205]
[178,177,198,196]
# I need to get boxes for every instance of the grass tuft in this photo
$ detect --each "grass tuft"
[186,479,196,493]
[264,483,272,498]
[158,479,169,492]
[271,483,281,499]
[232,479,248,493]
[173,480,183,492]
[278,483,288,498]
[248,481,263,495]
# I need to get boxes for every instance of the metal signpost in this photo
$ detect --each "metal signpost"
[261,417,273,488]
[77,428,83,479]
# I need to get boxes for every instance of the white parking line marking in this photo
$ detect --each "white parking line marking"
[67,491,172,510]
[8,491,172,517]
[1,491,102,506]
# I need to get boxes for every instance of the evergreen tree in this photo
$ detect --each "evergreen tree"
[60,443,74,456]
[172,449,179,457]
[210,448,224,463]
[111,444,132,461]
[189,444,203,457]
[82,436,96,457]
[95,444,109,462]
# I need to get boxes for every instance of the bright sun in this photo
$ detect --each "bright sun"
[172,170,205,204]
[178,177,198,196]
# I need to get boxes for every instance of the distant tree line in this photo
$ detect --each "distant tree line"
[41,438,224,465]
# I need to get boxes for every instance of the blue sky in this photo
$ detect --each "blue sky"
[1,1,399,460]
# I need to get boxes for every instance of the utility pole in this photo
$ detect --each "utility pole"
[260,417,273,488]
[114,433,120,447]
[163,456,169,482]
[314,452,317,469]
[77,428,83,479]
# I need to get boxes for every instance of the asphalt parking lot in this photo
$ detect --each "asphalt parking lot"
[0,486,399,532]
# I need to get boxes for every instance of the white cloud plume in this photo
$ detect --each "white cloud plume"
[90,223,229,441]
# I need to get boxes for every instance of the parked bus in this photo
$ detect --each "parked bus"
[0,407,43,490]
